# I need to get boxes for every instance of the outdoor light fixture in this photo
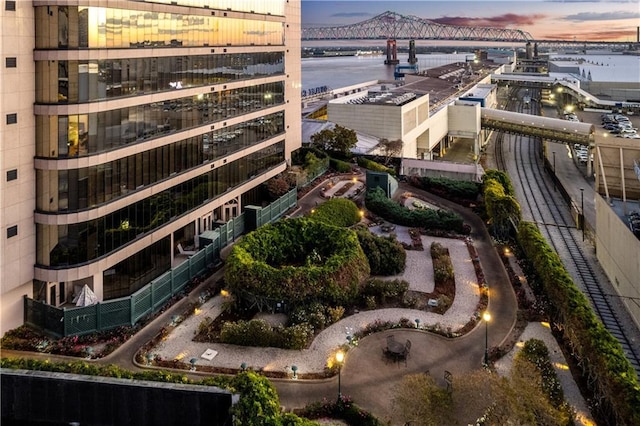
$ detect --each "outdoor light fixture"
[415,318,421,329]
[336,351,345,401]
[292,365,298,379]
[482,312,491,367]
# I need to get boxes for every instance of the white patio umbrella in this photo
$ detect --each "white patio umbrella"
[73,284,99,307]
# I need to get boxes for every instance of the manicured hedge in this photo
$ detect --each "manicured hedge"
[365,187,466,234]
[225,218,370,306]
[357,157,395,175]
[309,198,361,228]
[220,319,313,350]
[330,157,353,173]
[518,221,640,424]
[412,176,481,201]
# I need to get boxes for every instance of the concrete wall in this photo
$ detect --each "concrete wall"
[1,369,236,426]
[447,101,481,140]
[594,138,640,200]
[595,195,640,329]
[328,102,402,141]
[1,0,37,334]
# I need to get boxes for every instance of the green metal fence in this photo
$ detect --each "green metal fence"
[24,190,297,337]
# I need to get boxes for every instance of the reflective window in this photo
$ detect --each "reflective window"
[39,53,284,104]
[37,112,284,212]
[38,142,284,267]
[140,0,285,16]
[36,6,284,49]
[38,81,284,158]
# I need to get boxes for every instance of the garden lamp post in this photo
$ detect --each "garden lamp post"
[482,312,491,366]
[415,318,420,329]
[336,350,344,402]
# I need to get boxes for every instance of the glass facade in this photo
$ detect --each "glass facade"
[38,142,284,268]
[36,6,284,49]
[37,112,285,212]
[103,236,172,300]
[38,53,284,104]
[36,81,284,158]
[137,0,285,16]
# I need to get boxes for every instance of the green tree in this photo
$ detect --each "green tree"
[310,124,357,157]
[230,371,283,426]
[392,373,453,425]
[378,138,403,165]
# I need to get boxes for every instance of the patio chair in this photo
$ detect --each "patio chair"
[405,340,412,358]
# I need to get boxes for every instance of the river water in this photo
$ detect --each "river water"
[302,52,474,92]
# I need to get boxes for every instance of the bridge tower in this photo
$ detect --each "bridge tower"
[384,39,399,65]
[408,39,417,64]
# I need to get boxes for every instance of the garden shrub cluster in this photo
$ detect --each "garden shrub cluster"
[354,225,406,276]
[410,176,481,202]
[219,319,313,350]
[517,221,640,424]
[360,278,409,308]
[365,187,466,234]
[356,157,395,175]
[517,339,567,411]
[296,395,383,426]
[309,198,361,228]
[225,218,370,307]
[289,302,345,332]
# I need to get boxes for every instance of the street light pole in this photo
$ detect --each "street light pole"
[482,312,491,366]
[580,188,585,241]
[552,151,556,192]
[336,351,344,402]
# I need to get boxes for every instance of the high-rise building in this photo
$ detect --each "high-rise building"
[0,0,301,335]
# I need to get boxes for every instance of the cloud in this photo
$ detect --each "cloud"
[563,11,640,21]
[330,12,372,18]
[431,13,546,28]
[542,29,638,41]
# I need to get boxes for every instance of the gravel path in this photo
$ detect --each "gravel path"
[152,232,480,375]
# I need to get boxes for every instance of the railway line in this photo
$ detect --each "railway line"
[493,88,640,377]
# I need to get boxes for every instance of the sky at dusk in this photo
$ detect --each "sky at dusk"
[301,1,640,42]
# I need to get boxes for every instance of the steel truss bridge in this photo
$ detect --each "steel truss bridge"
[302,11,635,49]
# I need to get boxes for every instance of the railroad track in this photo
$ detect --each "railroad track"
[494,88,640,376]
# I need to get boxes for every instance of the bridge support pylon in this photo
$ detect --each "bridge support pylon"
[384,39,399,65]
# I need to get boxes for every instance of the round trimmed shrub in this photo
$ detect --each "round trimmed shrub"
[225,218,370,306]
[310,198,361,228]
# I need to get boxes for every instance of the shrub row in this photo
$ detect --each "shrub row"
[410,176,482,201]
[431,242,454,284]
[517,339,566,410]
[219,319,313,350]
[330,157,353,173]
[482,170,521,239]
[517,221,640,424]
[356,157,395,175]
[365,187,466,234]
